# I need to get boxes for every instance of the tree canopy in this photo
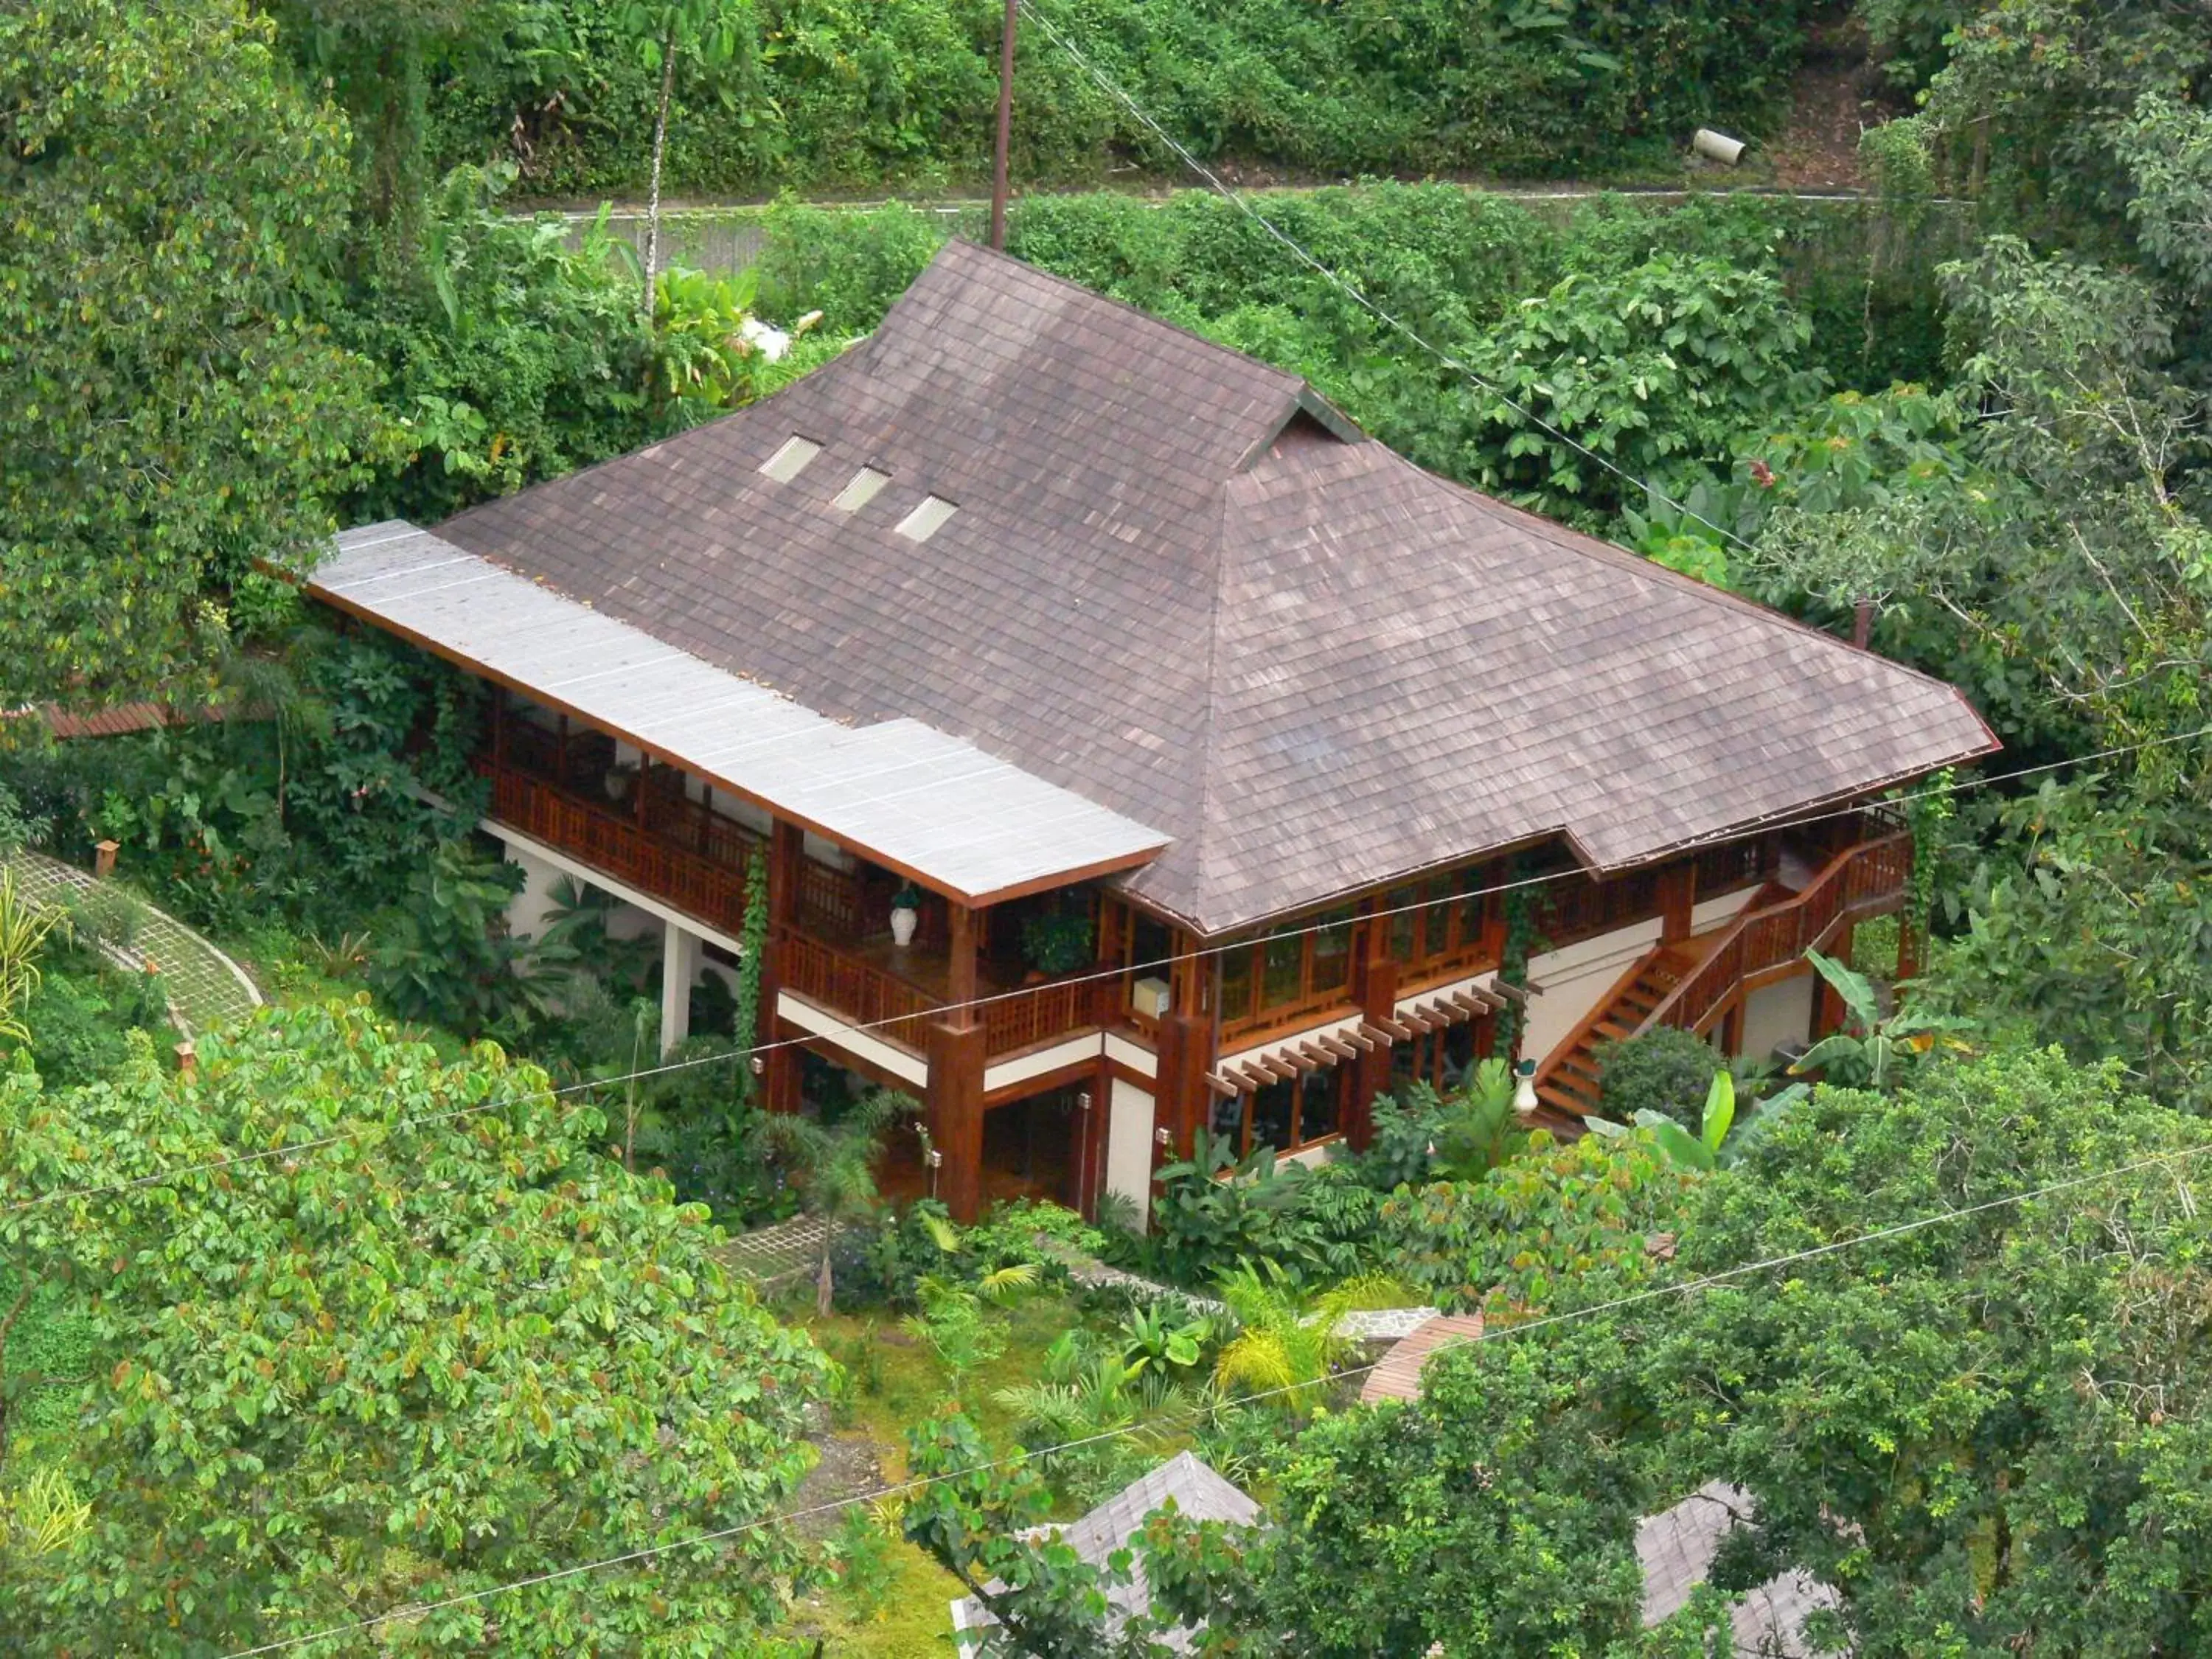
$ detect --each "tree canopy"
[0,1002,830,1654]
[0,0,388,705]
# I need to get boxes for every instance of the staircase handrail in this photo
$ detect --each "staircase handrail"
[1633,831,1913,1040]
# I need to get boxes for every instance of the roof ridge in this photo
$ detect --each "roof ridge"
[1176,476,1242,936]
[928,237,1312,403]
[1386,445,2008,718]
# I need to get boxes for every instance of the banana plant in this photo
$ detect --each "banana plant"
[1792,948,1972,1089]
[1588,1070,1811,1172]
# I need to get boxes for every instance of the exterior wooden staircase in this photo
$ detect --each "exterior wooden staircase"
[1530,828,1916,1121]
[1532,944,1695,1119]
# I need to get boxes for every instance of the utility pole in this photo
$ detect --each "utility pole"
[990,0,1017,249]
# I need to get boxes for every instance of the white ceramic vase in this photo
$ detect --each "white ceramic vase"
[890,905,919,947]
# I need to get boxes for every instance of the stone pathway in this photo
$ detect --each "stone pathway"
[6,852,262,1037]
[1035,1237,1439,1340]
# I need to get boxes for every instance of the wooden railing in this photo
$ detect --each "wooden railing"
[982,974,1098,1057]
[1635,831,1913,1039]
[486,764,754,936]
[1539,866,1661,950]
[776,931,939,1051]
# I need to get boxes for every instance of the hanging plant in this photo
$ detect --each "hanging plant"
[1020,907,1095,976]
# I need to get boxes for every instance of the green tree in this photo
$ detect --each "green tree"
[759,1085,908,1315]
[0,1003,830,1655]
[0,0,388,704]
[611,0,751,316]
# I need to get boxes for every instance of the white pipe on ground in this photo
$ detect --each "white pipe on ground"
[1693,128,1747,166]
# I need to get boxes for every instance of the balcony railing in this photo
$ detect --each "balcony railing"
[777,932,1101,1059]
[483,740,1105,1061]
[484,763,756,936]
[1636,831,1912,1039]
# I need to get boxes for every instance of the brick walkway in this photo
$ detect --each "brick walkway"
[7,852,263,1037]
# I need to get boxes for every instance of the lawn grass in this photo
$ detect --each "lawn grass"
[787,1290,1093,1658]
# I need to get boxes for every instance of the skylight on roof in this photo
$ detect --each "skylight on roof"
[894,495,958,543]
[832,466,891,512]
[758,436,821,482]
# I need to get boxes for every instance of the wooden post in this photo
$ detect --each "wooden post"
[1815,922,1857,1037]
[947,900,978,1026]
[989,0,1017,250]
[93,839,119,880]
[761,820,807,1113]
[927,1020,987,1222]
[1348,899,1397,1152]
[1658,860,1696,945]
[490,685,507,773]
[1151,1009,1211,1170]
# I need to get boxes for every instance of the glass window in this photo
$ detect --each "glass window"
[1261,932,1304,1008]
[1421,874,1457,956]
[1297,1068,1341,1144]
[1310,911,1353,994]
[1387,887,1419,961]
[1220,945,1253,1024]
[1248,1077,1295,1152]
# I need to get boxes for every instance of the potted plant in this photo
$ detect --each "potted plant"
[1020,906,1094,978]
[888,883,922,948]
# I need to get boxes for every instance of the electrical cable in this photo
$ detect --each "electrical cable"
[1018,0,1815,563]
[212,1131,2212,1658]
[12,717,2208,1219]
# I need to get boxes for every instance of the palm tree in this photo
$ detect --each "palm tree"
[759,1087,911,1315]
[1211,1259,1354,1416]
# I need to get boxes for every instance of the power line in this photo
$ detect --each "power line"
[213,1130,2212,1658]
[1017,0,1776,563]
[13,717,2207,1219]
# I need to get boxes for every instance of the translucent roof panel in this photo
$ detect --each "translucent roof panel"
[312,524,1171,903]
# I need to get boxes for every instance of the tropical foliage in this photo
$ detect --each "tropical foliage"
[0,1003,830,1653]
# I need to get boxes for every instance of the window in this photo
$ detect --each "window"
[759,436,822,481]
[1225,1067,1348,1156]
[1385,866,1495,970]
[1218,908,1356,1032]
[832,466,890,512]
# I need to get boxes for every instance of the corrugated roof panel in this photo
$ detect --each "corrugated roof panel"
[312,524,1169,902]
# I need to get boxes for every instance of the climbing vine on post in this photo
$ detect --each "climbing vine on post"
[731,846,770,1116]
[1899,767,1954,979]
[1495,860,1546,1061]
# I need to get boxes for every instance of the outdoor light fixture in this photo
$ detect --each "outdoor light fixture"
[1154,1127,1171,1148]
[925,1149,944,1169]
[748,1055,765,1077]
[1077,1091,1092,1111]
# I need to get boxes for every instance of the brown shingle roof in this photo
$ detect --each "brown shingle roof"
[431,240,1997,935]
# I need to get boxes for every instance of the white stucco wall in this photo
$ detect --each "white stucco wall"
[1739,974,1815,1063]
[1522,886,1766,1067]
[1105,1078,1157,1227]
[1522,919,1664,1064]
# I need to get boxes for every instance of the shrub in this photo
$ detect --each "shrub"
[1594,1027,1722,1130]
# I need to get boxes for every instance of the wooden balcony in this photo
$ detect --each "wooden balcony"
[483,760,758,937]
[479,746,1101,1061]
[778,929,1103,1059]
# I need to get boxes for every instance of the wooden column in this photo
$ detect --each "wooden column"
[946,900,978,1023]
[1815,922,1857,1039]
[926,1020,987,1222]
[1348,899,1397,1152]
[1152,1010,1211,1171]
[760,821,805,1113]
[1658,859,1696,946]
[490,685,507,771]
